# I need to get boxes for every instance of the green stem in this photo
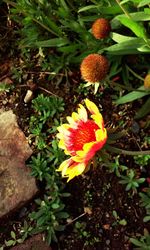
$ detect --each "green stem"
[105,144,150,156]
[110,81,146,93]
[115,0,131,18]
[126,65,144,81]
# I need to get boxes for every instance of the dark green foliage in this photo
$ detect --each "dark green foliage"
[130,234,150,249]
[139,188,150,222]
[119,169,145,192]
[28,94,69,244]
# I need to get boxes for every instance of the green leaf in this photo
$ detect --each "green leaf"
[110,32,135,43]
[119,219,127,226]
[60,0,69,11]
[138,178,145,183]
[35,38,69,47]
[115,86,150,105]
[138,0,150,7]
[144,8,150,14]
[57,212,69,219]
[43,18,62,36]
[0,83,12,92]
[130,238,143,247]
[106,38,146,55]
[143,215,150,222]
[138,45,150,52]
[57,44,80,53]
[78,5,97,12]
[37,216,46,226]
[78,5,122,14]
[5,240,15,247]
[118,16,147,39]
[126,183,132,191]
[10,231,16,239]
[115,12,150,21]
[135,97,150,119]
[52,203,60,209]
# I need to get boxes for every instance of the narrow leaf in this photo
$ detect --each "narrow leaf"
[118,16,147,39]
[106,38,146,55]
[130,238,143,247]
[138,0,150,7]
[35,38,68,47]
[115,86,150,105]
[78,5,97,12]
[110,32,135,43]
[135,97,150,119]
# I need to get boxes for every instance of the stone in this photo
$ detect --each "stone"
[10,234,52,250]
[0,110,38,218]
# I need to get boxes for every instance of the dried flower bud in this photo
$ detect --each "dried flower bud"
[144,74,150,89]
[80,54,109,83]
[92,18,111,39]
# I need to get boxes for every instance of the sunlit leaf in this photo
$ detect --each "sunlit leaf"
[138,0,150,7]
[106,38,146,55]
[118,16,147,39]
[110,32,135,43]
[115,86,150,105]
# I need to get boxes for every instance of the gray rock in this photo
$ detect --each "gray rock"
[0,110,38,218]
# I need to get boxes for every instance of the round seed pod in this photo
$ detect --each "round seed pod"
[92,18,111,39]
[144,74,150,89]
[80,54,109,83]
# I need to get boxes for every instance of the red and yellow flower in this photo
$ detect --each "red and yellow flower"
[56,99,107,181]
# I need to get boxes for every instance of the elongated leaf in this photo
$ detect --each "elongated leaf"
[130,238,143,247]
[138,0,150,7]
[78,5,98,12]
[143,215,150,222]
[110,32,135,43]
[138,45,150,52]
[145,8,150,14]
[44,18,62,36]
[115,86,150,105]
[60,0,69,11]
[118,16,147,39]
[35,38,69,47]
[78,5,122,14]
[57,44,81,53]
[106,38,146,55]
[116,12,150,21]
[135,97,150,119]
[100,6,122,15]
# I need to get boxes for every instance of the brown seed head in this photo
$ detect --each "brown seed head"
[144,74,150,89]
[80,54,109,83]
[92,18,111,39]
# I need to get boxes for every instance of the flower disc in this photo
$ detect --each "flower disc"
[80,54,109,83]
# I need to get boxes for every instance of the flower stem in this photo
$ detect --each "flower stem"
[105,144,150,156]
[126,65,144,81]
[115,0,131,18]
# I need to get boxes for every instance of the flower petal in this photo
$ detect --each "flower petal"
[85,99,99,115]
[95,128,107,141]
[57,158,73,176]
[66,162,86,182]
[91,113,103,129]
[78,104,88,122]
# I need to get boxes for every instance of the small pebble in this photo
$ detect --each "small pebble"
[106,239,110,245]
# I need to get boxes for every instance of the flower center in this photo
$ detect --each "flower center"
[69,120,99,151]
